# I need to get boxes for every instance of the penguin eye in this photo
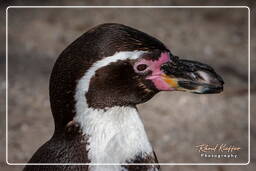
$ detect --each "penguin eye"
[137,64,148,71]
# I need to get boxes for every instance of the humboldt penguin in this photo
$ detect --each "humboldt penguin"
[23,23,224,171]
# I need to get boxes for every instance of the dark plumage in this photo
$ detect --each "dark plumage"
[49,23,170,131]
[24,23,165,171]
[24,23,223,171]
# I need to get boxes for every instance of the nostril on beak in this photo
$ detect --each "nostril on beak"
[161,62,176,75]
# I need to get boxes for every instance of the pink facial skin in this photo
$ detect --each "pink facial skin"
[134,52,175,91]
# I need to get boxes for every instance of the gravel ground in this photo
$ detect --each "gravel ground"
[0,0,256,171]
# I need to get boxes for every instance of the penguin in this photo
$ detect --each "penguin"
[23,23,224,171]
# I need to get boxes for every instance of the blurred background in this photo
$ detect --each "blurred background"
[0,0,255,171]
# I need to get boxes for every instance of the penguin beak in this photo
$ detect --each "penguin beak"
[160,56,224,94]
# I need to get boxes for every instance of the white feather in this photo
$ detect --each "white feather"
[75,106,153,171]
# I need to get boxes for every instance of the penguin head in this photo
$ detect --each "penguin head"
[50,23,224,129]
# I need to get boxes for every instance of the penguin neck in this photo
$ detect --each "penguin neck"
[74,106,154,164]
[69,50,156,163]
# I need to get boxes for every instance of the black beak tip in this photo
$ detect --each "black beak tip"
[216,74,225,85]
[198,70,224,94]
[196,84,224,94]
[207,85,223,94]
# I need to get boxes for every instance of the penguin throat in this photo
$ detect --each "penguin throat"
[73,106,154,166]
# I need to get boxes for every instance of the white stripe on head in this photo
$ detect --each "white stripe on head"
[74,50,146,115]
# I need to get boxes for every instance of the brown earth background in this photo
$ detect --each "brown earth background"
[0,0,256,171]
